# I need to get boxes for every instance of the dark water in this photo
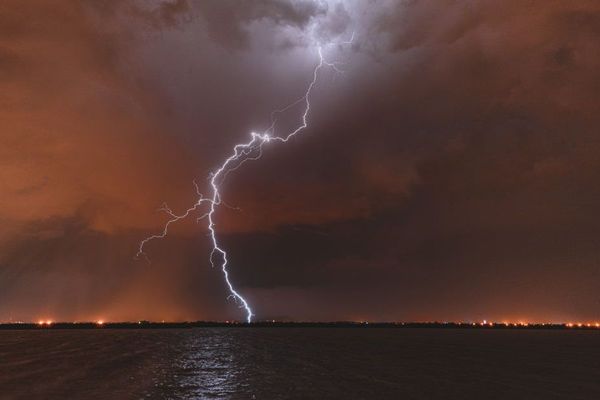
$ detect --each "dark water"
[1,328,599,399]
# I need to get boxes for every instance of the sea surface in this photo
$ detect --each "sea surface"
[1,328,599,399]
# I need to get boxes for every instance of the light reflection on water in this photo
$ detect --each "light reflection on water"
[169,332,249,399]
[2,328,600,399]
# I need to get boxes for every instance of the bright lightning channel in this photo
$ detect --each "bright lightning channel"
[137,42,351,323]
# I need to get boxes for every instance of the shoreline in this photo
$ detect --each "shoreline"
[1,321,598,330]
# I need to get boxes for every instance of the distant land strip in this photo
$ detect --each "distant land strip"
[1,322,600,330]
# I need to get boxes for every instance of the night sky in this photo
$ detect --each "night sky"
[2,0,600,323]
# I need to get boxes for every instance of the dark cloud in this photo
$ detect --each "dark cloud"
[193,0,327,49]
[2,0,600,322]
[84,0,191,28]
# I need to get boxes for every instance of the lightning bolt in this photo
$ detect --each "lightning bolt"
[137,40,352,323]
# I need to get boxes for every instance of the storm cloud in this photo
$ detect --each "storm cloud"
[1,0,600,322]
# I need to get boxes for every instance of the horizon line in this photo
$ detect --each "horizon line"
[1,320,600,330]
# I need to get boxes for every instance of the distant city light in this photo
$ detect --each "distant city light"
[15,319,600,328]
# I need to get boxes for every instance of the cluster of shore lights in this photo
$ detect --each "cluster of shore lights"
[566,322,600,328]
[36,320,105,326]
[474,320,600,328]
[25,320,600,327]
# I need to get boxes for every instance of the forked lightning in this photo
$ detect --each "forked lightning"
[138,40,352,322]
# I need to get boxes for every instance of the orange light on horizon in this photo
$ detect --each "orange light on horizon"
[17,318,600,327]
